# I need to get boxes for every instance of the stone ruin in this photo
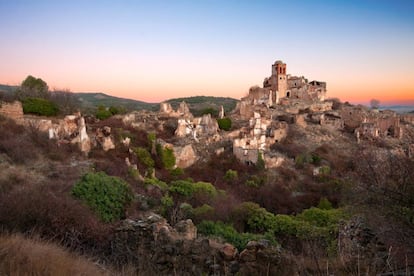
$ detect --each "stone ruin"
[0,101,24,122]
[239,60,327,119]
[159,101,219,142]
[112,213,284,275]
[232,112,287,167]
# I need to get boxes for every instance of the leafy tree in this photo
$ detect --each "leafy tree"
[370,98,380,109]
[22,98,59,116]
[71,172,133,222]
[16,75,49,100]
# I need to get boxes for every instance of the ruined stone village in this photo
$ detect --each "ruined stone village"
[1,60,414,275]
[1,60,412,170]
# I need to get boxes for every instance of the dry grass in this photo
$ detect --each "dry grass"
[0,234,112,276]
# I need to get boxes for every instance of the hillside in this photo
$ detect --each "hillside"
[75,92,159,111]
[0,84,239,114]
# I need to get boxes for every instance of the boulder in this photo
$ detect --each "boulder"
[174,144,198,168]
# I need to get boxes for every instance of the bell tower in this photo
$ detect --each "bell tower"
[270,60,288,100]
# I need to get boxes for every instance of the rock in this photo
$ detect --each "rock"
[174,144,198,168]
[239,248,256,262]
[160,102,174,113]
[220,243,238,261]
[177,101,191,117]
[95,127,115,151]
[175,219,197,240]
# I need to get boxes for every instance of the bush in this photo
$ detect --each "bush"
[197,220,274,251]
[217,117,232,131]
[72,172,134,222]
[224,169,238,182]
[95,106,112,120]
[22,97,59,116]
[134,147,155,168]
[157,144,176,170]
[233,202,276,233]
[144,177,168,191]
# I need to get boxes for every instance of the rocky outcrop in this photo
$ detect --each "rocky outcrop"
[48,113,91,154]
[95,126,115,151]
[112,213,282,275]
[174,144,198,168]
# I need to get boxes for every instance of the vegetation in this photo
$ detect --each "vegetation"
[217,117,232,131]
[22,97,59,116]
[72,172,134,222]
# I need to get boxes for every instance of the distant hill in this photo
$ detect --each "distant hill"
[75,92,159,111]
[0,84,18,94]
[167,96,238,116]
[379,105,414,114]
[0,84,239,114]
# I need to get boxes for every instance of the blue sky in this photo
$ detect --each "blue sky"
[1,0,413,103]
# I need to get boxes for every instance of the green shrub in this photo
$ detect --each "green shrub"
[22,98,59,116]
[256,152,265,170]
[71,172,133,222]
[224,169,238,182]
[95,106,112,120]
[234,202,276,233]
[317,197,333,210]
[193,181,218,197]
[134,147,155,168]
[144,178,168,191]
[197,220,274,251]
[169,180,195,197]
[169,180,218,198]
[217,117,232,131]
[191,204,214,218]
[157,145,176,170]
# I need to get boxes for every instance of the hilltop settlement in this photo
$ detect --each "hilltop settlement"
[1,60,414,275]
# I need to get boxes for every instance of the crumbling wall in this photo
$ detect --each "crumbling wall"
[0,101,24,121]
[112,214,282,275]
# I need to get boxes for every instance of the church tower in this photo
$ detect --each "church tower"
[271,60,288,99]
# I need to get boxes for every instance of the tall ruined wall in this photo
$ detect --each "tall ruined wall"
[112,214,284,275]
[0,101,23,121]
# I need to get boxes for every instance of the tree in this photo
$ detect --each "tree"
[16,75,49,100]
[370,99,380,109]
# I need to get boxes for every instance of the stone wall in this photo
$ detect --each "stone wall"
[112,213,283,275]
[0,101,23,121]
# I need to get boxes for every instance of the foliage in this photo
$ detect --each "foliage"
[317,197,333,210]
[234,202,276,233]
[224,169,238,182]
[169,180,195,197]
[157,144,176,170]
[16,75,49,100]
[197,220,274,251]
[22,97,59,116]
[169,179,218,198]
[217,117,232,131]
[134,147,155,168]
[191,204,214,218]
[144,177,168,191]
[256,152,265,170]
[71,172,133,222]
[95,106,113,120]
[201,107,218,117]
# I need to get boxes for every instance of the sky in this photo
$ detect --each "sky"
[0,0,413,105]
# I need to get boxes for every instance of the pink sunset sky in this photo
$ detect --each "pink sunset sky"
[1,0,413,105]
